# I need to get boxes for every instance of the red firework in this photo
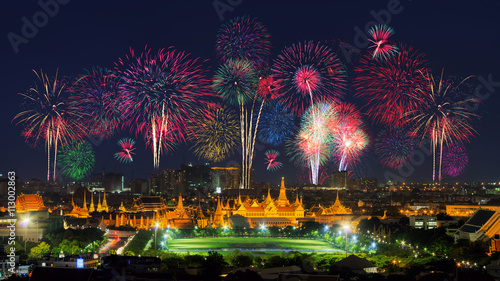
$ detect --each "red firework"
[264,150,282,171]
[115,138,136,163]
[368,24,399,60]
[70,67,122,139]
[257,76,282,101]
[354,43,430,126]
[115,47,218,168]
[272,41,346,115]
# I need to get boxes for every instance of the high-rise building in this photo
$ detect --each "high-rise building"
[330,171,348,189]
[91,172,124,193]
[181,163,211,191]
[211,166,241,191]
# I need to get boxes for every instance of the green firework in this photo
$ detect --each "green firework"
[57,141,95,180]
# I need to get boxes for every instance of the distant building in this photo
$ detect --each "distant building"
[130,178,148,195]
[91,172,124,193]
[330,171,348,189]
[446,204,500,217]
[181,163,211,191]
[211,166,241,191]
[409,215,438,230]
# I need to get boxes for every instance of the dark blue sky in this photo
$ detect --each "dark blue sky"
[1,0,499,184]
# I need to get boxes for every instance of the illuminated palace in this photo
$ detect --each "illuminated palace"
[106,177,306,229]
[15,194,48,213]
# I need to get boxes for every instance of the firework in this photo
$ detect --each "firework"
[257,101,295,146]
[58,141,95,181]
[375,127,415,169]
[368,24,399,61]
[116,47,218,168]
[264,150,282,171]
[407,71,479,182]
[272,41,346,115]
[215,16,271,69]
[114,138,136,163]
[329,103,369,171]
[70,67,123,139]
[190,105,239,163]
[288,103,335,184]
[14,70,87,181]
[213,59,258,106]
[354,43,429,125]
[441,144,468,177]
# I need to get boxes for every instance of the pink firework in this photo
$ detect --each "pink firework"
[354,43,429,126]
[264,150,282,171]
[272,41,346,115]
[368,24,399,61]
[115,138,136,163]
[329,103,369,171]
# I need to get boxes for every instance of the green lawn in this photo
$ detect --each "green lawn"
[165,237,342,254]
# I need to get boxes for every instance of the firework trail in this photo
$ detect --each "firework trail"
[354,43,429,125]
[70,67,123,139]
[407,71,479,183]
[257,101,295,146]
[114,138,136,163]
[329,103,369,171]
[272,41,346,115]
[58,141,95,180]
[441,143,468,177]
[190,105,239,163]
[213,59,260,188]
[14,70,87,182]
[216,16,271,70]
[264,150,282,171]
[116,47,217,169]
[375,127,415,169]
[368,24,399,61]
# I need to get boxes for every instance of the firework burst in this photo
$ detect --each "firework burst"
[329,103,369,171]
[14,70,87,182]
[257,101,295,146]
[407,71,479,182]
[264,150,282,171]
[116,47,218,168]
[215,16,271,69]
[272,41,346,115]
[213,59,258,106]
[441,143,468,177]
[70,67,123,139]
[354,43,429,125]
[368,24,399,61]
[288,103,335,184]
[115,138,136,163]
[190,105,240,163]
[375,127,415,169]
[58,141,95,181]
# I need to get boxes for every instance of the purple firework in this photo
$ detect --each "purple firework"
[441,144,468,177]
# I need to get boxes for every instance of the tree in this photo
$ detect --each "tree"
[29,242,50,260]
[203,251,227,279]
[228,250,254,268]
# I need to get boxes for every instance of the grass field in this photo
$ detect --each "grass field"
[166,237,342,254]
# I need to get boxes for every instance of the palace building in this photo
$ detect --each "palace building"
[15,194,48,213]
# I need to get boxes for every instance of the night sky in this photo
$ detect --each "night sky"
[1,0,500,184]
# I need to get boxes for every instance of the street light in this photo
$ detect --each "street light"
[23,217,29,253]
[343,224,349,258]
[155,223,159,255]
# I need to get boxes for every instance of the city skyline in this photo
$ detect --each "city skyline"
[2,0,500,185]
